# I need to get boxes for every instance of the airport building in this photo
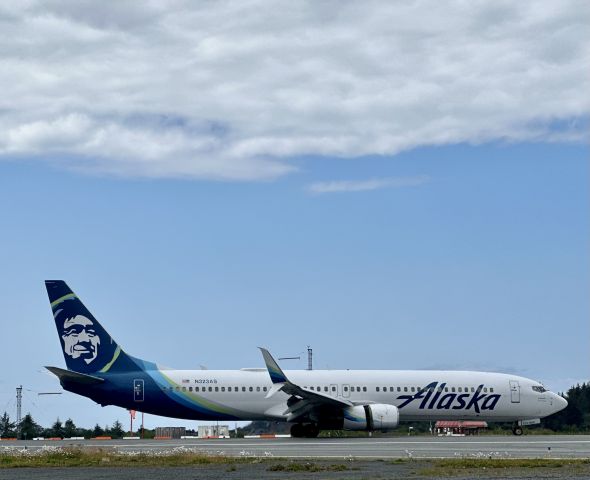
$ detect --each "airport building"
[155,427,186,439]
[435,420,488,436]
[154,425,230,439]
[198,425,229,438]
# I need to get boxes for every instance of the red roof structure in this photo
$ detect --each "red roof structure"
[435,421,488,428]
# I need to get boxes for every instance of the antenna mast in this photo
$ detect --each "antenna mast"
[16,385,22,439]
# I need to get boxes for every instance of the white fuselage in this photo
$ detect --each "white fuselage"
[159,368,566,423]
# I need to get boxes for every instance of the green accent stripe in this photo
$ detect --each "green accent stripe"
[159,371,238,416]
[99,346,121,373]
[51,293,76,308]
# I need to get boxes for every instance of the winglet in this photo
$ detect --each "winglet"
[259,347,288,384]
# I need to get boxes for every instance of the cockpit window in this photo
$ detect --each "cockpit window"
[532,385,546,393]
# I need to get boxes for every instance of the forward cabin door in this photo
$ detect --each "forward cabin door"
[509,380,520,403]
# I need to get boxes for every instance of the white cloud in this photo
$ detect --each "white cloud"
[307,175,430,194]
[0,1,588,180]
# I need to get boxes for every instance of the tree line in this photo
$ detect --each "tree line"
[1,383,588,439]
[0,413,129,440]
[542,383,590,432]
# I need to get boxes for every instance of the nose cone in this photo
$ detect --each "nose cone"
[554,394,568,413]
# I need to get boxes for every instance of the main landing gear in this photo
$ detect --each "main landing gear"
[291,423,320,438]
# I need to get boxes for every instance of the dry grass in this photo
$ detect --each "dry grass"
[420,458,590,476]
[0,447,247,468]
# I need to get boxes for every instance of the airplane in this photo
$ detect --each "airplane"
[45,280,567,437]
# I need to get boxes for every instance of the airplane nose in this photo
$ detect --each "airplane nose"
[554,394,568,412]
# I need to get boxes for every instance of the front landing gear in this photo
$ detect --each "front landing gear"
[512,425,523,436]
[290,423,320,438]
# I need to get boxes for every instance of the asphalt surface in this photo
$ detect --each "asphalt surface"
[2,434,589,459]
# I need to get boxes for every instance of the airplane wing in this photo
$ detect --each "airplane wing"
[259,347,353,423]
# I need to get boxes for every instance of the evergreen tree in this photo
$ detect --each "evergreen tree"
[542,383,590,432]
[63,418,77,438]
[51,418,64,438]
[110,420,124,439]
[92,423,104,437]
[19,413,41,440]
[0,412,15,438]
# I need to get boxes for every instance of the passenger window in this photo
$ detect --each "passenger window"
[331,386,336,392]
[458,387,462,392]
[227,387,231,392]
[483,387,488,393]
[195,387,199,392]
[256,386,260,392]
[357,387,361,392]
[383,387,386,392]
[411,387,415,392]
[390,387,394,392]
[208,386,212,392]
[343,386,348,392]
[175,386,180,392]
[263,386,268,392]
[490,387,494,393]
[182,387,186,392]
[397,387,401,392]
[249,386,253,392]
[242,386,246,392]
[376,387,380,392]
[363,387,367,392]
[221,387,225,392]
[404,387,408,392]
[317,386,321,391]
[235,386,238,391]
[471,387,475,392]
[451,387,455,392]
[444,387,448,392]
[324,387,328,392]
[215,387,219,392]
[189,386,193,392]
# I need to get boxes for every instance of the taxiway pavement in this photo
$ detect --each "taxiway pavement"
[2,435,589,459]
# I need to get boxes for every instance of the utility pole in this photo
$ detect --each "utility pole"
[307,346,313,371]
[16,385,22,439]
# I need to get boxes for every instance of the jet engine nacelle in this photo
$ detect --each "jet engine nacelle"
[342,404,399,431]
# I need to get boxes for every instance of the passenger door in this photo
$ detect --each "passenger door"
[509,380,520,403]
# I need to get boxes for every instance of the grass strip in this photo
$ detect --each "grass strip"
[0,448,251,468]
[420,458,590,476]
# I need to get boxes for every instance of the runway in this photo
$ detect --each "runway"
[3,435,589,459]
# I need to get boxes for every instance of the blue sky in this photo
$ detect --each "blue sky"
[1,141,588,429]
[0,1,588,430]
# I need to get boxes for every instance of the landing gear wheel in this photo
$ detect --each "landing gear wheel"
[512,426,523,436]
[290,424,305,438]
[303,424,320,438]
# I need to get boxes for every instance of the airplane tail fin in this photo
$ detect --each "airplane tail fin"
[45,280,140,374]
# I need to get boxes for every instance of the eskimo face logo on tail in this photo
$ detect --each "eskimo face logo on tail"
[61,314,101,364]
[397,381,501,413]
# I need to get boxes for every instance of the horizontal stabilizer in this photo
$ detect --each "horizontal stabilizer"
[45,366,105,385]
